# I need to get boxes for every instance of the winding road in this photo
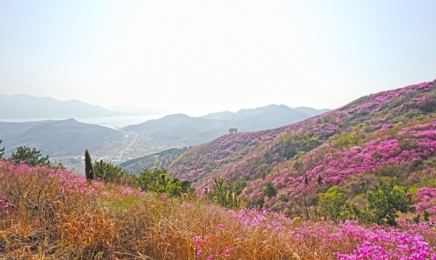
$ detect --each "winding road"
[118,134,138,162]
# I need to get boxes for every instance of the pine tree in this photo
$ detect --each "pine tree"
[263,181,277,198]
[84,149,94,181]
[0,140,4,159]
[317,174,323,185]
[9,146,50,166]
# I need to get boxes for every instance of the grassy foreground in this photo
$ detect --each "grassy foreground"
[0,161,435,259]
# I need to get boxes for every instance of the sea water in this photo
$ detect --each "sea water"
[0,114,165,128]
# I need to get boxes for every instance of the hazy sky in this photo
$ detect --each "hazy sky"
[1,1,436,116]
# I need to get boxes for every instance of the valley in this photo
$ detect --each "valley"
[0,103,328,174]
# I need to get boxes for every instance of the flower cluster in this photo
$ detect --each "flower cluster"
[252,118,436,203]
[287,220,436,259]
[0,195,12,215]
[227,208,291,232]
[336,221,433,259]
[415,187,436,221]
[193,232,234,259]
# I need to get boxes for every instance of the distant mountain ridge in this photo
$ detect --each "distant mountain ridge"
[122,114,231,146]
[0,94,126,119]
[294,106,331,117]
[200,105,330,125]
[122,105,330,146]
[120,105,330,172]
[0,99,330,169]
[0,119,122,157]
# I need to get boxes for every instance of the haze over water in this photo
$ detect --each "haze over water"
[0,114,165,128]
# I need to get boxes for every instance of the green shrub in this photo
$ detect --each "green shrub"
[318,186,356,222]
[362,179,415,226]
[331,134,362,148]
[263,181,277,198]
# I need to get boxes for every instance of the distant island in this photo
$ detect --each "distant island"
[0,94,127,119]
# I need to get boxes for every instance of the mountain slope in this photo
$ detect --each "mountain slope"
[122,105,330,149]
[0,94,125,119]
[294,106,331,117]
[0,119,122,156]
[200,105,329,131]
[119,147,187,173]
[236,105,309,131]
[200,111,236,121]
[123,114,232,145]
[167,80,436,216]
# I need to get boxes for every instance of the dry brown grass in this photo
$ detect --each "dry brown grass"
[1,162,435,259]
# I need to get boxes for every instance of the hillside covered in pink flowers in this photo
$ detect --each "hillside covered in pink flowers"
[1,80,436,259]
[169,80,436,220]
[1,160,436,259]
